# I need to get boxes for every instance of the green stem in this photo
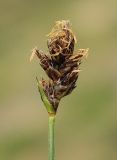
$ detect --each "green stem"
[49,115,55,160]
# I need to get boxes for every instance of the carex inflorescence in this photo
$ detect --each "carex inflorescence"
[30,20,88,115]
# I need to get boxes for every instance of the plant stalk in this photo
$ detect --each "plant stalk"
[49,115,55,160]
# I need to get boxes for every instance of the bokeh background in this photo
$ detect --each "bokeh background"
[0,0,117,160]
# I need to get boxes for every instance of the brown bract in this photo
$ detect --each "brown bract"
[31,20,88,113]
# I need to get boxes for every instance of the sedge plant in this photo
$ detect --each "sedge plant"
[30,20,88,160]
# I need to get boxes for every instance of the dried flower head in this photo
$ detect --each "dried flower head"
[31,20,88,115]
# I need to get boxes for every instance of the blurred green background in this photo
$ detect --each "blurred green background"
[0,0,117,160]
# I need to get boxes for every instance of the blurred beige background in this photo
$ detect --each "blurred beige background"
[0,0,117,160]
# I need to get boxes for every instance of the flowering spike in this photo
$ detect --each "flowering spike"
[32,20,88,114]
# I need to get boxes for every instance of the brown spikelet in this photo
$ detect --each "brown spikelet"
[31,20,88,113]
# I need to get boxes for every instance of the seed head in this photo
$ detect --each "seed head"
[31,20,88,114]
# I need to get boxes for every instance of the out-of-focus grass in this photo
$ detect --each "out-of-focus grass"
[0,0,117,160]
